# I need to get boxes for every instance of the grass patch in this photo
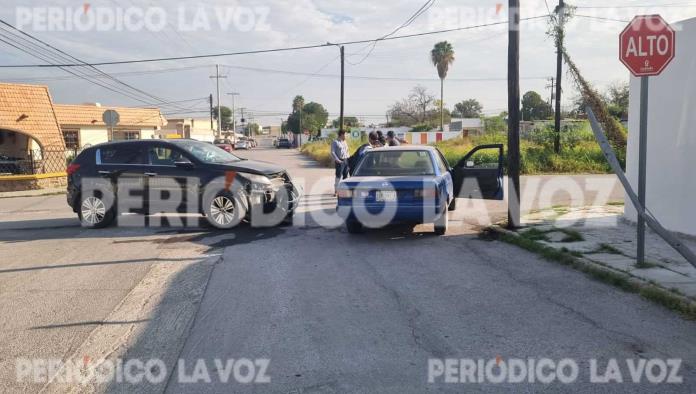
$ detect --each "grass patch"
[592,243,623,255]
[558,229,584,243]
[300,138,365,167]
[519,228,551,242]
[302,122,621,175]
[635,261,660,269]
[485,228,696,319]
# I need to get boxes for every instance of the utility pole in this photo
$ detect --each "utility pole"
[239,107,246,137]
[209,64,226,136]
[339,45,345,131]
[508,0,521,229]
[226,92,240,136]
[298,106,303,148]
[546,77,555,107]
[209,94,214,131]
[554,0,565,154]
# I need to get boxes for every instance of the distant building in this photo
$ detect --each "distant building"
[449,118,484,136]
[54,103,166,149]
[158,117,215,142]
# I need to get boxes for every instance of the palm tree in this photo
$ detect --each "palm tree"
[430,41,455,131]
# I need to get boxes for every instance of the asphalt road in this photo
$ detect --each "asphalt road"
[1,147,694,393]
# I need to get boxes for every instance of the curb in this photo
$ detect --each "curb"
[0,189,66,199]
[486,225,696,319]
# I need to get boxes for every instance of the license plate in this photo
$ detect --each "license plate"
[376,190,397,202]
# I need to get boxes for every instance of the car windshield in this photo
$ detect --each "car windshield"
[353,150,435,176]
[170,140,242,164]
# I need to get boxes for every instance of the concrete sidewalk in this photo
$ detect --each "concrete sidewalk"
[0,187,65,199]
[520,205,696,299]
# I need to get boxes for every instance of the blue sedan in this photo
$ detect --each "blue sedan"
[336,144,504,235]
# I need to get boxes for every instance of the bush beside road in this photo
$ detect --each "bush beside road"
[301,122,620,175]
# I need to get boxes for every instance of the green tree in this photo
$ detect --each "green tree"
[452,99,483,118]
[605,82,629,120]
[430,41,455,131]
[521,91,553,121]
[331,116,360,128]
[211,106,232,130]
[286,100,328,135]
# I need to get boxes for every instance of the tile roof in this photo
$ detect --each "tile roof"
[54,104,167,128]
[0,83,65,148]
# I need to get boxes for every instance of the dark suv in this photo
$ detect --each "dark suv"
[67,139,300,229]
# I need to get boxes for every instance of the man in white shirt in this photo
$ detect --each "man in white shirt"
[331,130,350,195]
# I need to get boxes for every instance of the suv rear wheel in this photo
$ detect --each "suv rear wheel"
[79,194,115,228]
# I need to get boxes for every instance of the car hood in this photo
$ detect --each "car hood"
[207,160,285,176]
[339,175,439,188]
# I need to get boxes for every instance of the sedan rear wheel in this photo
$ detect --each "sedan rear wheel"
[434,207,449,236]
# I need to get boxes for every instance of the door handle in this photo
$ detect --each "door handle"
[144,172,158,177]
[98,170,114,176]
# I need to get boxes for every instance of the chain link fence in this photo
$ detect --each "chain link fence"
[0,148,79,176]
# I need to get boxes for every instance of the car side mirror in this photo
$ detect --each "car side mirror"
[174,160,194,169]
[465,161,475,168]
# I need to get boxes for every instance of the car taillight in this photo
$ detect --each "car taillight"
[336,189,353,198]
[66,163,80,175]
[414,189,437,198]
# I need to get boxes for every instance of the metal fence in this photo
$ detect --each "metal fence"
[0,148,80,176]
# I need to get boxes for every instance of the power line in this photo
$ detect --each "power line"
[576,3,696,8]
[574,14,631,23]
[0,20,192,111]
[347,0,436,66]
[0,15,550,68]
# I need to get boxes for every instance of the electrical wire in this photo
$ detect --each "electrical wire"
[0,15,551,68]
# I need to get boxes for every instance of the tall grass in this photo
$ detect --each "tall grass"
[301,124,617,175]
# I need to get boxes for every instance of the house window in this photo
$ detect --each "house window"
[63,129,79,149]
[113,131,140,141]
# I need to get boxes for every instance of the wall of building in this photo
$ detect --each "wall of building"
[624,17,696,236]
[77,127,109,148]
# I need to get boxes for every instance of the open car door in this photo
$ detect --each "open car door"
[451,144,504,200]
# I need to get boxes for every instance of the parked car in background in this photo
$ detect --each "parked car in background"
[214,138,235,152]
[336,145,504,235]
[277,138,292,149]
[66,139,300,229]
[236,139,250,150]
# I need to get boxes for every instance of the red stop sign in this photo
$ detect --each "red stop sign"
[620,15,675,76]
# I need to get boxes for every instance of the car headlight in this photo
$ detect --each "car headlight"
[241,173,271,191]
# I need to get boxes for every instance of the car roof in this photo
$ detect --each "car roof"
[368,145,438,152]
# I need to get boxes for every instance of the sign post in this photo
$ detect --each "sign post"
[102,109,120,141]
[619,15,675,265]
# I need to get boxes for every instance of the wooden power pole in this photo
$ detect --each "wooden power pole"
[554,0,565,153]
[508,0,521,229]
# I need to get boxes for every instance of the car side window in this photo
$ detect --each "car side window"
[147,146,188,166]
[435,152,449,174]
[98,146,147,165]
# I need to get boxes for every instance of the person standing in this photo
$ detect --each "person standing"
[331,130,350,195]
[386,130,401,146]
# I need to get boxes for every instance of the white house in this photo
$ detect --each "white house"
[624,17,696,236]
[158,117,215,142]
[54,103,166,149]
[449,118,484,136]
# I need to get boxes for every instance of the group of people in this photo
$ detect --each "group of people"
[331,129,403,194]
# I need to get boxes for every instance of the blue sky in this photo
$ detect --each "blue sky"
[1,0,695,125]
